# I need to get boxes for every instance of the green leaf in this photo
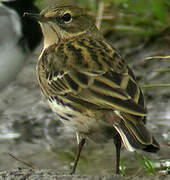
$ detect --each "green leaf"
[135,152,157,175]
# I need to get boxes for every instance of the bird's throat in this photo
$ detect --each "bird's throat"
[40,23,59,49]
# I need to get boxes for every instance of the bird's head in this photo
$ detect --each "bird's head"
[24,5,100,48]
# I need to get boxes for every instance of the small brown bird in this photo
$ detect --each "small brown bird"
[24,5,160,174]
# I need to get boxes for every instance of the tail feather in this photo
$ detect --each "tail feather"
[113,112,160,153]
[121,113,152,144]
[142,137,160,153]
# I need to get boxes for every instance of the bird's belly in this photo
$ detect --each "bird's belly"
[47,97,115,143]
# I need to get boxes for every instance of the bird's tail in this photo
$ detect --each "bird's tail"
[113,112,160,152]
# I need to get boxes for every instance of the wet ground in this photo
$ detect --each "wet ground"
[0,28,169,178]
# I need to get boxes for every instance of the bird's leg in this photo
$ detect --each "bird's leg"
[113,134,122,174]
[71,137,86,174]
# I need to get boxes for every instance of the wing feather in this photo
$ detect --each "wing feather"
[39,38,146,117]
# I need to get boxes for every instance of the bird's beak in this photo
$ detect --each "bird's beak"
[23,12,46,22]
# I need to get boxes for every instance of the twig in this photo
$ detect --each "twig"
[154,68,170,72]
[96,0,104,30]
[145,56,170,60]
[142,84,170,88]
[8,153,34,169]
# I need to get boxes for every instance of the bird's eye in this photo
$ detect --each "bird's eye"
[61,13,72,23]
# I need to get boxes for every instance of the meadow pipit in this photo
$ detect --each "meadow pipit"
[24,5,160,174]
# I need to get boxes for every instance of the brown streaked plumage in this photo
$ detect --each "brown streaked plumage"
[24,5,160,174]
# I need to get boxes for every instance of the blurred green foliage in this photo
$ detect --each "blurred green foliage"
[120,158,126,175]
[34,0,45,7]
[135,152,157,175]
[35,0,170,37]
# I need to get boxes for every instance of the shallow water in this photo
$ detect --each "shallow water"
[0,32,169,176]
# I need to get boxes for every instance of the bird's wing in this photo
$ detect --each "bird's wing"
[43,38,146,117]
